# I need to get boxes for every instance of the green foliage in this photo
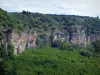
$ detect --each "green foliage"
[1,8,100,75]
[7,47,100,75]
[0,42,9,75]
[59,42,69,50]
[52,41,77,51]
[8,44,14,59]
[25,41,29,49]
[0,42,7,59]
[49,33,54,46]
[9,10,100,34]
[51,40,60,48]
[80,51,93,57]
[36,37,41,48]
[92,40,100,53]
[0,8,24,34]
[1,8,100,35]
[86,44,94,52]
[36,36,49,48]
[0,59,8,75]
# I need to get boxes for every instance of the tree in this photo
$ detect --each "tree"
[49,33,54,46]
[51,40,60,48]
[80,51,92,57]
[59,42,69,50]
[92,40,100,53]
[0,59,8,75]
[0,27,8,75]
[86,44,94,52]
[22,10,27,14]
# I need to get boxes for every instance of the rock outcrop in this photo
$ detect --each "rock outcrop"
[5,26,100,55]
[11,31,37,55]
[53,25,100,45]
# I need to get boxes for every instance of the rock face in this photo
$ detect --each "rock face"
[53,29,65,42]
[71,26,87,45]
[53,25,100,45]
[88,34,100,43]
[5,26,100,55]
[71,33,87,45]
[11,33,27,55]
[27,31,37,48]
[11,31,37,55]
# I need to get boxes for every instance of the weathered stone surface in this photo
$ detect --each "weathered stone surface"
[11,31,37,55]
[5,26,100,55]
[53,26,100,45]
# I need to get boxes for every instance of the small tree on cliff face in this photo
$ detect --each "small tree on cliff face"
[49,34,54,46]
[92,40,100,53]
[5,27,12,56]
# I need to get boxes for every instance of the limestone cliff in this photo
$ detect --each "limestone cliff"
[5,26,100,55]
[53,25,100,45]
[11,31,37,55]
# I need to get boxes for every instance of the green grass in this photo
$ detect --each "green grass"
[8,47,100,75]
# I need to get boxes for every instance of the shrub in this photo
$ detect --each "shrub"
[59,42,69,50]
[51,40,60,48]
[86,44,94,52]
[93,53,100,57]
[91,40,100,53]
[80,51,92,57]
[66,44,75,51]
[8,44,14,59]
[0,59,8,75]
[0,43,7,59]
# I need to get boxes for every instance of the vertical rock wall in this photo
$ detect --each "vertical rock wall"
[53,25,100,45]
[11,32,37,55]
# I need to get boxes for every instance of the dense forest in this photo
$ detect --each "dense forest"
[0,8,100,75]
[11,10,100,35]
[1,8,100,34]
